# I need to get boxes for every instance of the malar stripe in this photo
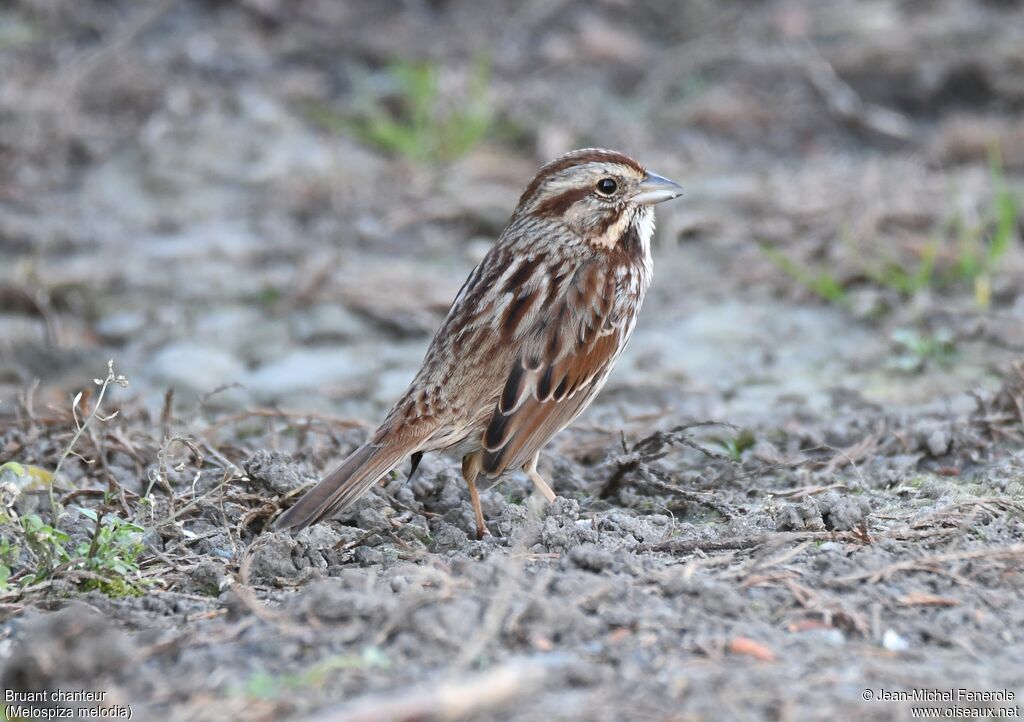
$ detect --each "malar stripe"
[592,208,624,238]
[616,220,644,260]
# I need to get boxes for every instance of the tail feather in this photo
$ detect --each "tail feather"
[273,442,408,531]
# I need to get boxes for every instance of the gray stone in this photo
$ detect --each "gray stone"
[147,342,246,396]
[0,314,46,345]
[194,305,290,365]
[926,428,951,457]
[291,304,368,345]
[566,543,614,572]
[245,348,368,400]
[95,310,147,344]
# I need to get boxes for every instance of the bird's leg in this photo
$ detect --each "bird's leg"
[461,452,489,540]
[524,453,556,503]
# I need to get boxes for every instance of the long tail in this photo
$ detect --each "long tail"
[272,441,410,531]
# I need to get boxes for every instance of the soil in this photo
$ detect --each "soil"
[2,1,1024,721]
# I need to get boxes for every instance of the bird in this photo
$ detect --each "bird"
[273,148,683,538]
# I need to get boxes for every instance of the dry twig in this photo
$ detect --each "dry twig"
[299,659,552,722]
[833,544,1024,585]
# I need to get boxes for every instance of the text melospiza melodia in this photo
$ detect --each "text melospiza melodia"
[274,148,683,538]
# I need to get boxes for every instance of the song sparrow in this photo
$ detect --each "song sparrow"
[274,148,683,538]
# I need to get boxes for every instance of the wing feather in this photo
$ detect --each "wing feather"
[481,261,634,476]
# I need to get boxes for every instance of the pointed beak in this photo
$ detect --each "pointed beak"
[631,171,684,205]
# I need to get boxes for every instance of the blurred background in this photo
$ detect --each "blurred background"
[3,3,1024,719]
[1,0,1022,429]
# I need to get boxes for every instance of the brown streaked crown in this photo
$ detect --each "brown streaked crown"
[515,148,646,210]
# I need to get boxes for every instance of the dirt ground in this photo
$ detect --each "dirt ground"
[2,1,1024,720]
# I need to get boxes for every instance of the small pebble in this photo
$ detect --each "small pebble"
[882,629,909,652]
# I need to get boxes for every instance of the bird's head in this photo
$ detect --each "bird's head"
[513,148,683,251]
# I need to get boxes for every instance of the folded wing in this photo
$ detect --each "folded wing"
[480,259,634,476]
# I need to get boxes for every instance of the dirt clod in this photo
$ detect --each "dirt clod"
[244,450,315,496]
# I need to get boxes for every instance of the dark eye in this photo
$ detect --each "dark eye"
[596,178,618,196]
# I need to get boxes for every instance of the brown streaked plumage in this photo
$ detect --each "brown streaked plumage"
[273,148,683,537]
